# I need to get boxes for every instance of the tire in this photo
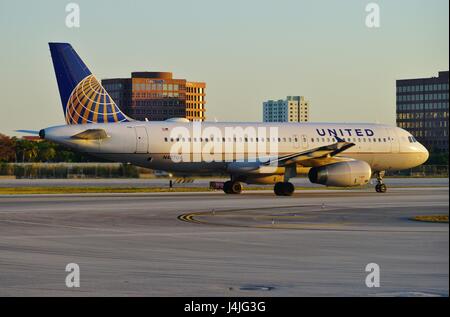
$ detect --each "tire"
[230,181,242,194]
[283,182,295,196]
[274,182,294,196]
[223,181,232,194]
[375,184,387,193]
[274,182,284,196]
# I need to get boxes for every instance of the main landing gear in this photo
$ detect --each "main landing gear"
[223,180,242,194]
[375,171,387,193]
[274,182,295,196]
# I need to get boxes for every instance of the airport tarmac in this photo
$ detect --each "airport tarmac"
[0,186,448,296]
[0,177,448,188]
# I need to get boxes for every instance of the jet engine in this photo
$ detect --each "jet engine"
[308,160,372,187]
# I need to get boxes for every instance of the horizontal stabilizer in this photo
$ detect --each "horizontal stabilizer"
[70,129,109,140]
[15,130,40,135]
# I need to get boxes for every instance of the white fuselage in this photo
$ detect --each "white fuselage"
[42,121,429,176]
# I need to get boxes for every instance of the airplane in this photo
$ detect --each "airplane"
[20,43,430,196]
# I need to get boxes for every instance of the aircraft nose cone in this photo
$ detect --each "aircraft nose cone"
[419,144,429,164]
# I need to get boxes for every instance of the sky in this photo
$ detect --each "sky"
[0,0,448,136]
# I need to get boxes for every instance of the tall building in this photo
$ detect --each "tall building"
[102,72,206,122]
[263,96,309,122]
[396,71,449,153]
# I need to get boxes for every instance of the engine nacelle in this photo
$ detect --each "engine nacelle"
[308,161,372,187]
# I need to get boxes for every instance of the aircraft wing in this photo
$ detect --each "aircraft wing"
[262,137,355,167]
[70,129,109,140]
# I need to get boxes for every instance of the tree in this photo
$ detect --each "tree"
[37,141,56,162]
[0,134,16,162]
[15,139,39,162]
[426,151,449,166]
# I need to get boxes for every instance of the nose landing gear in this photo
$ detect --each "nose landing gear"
[375,171,387,193]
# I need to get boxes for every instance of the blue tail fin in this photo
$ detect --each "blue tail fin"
[49,43,129,124]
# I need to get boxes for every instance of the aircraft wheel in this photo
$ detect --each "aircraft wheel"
[375,183,387,193]
[283,182,295,196]
[223,181,232,194]
[230,181,242,194]
[274,182,294,196]
[274,182,284,196]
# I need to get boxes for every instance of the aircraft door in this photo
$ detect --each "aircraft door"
[135,126,149,153]
[388,128,400,153]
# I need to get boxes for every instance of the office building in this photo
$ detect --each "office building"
[396,71,449,153]
[263,96,309,122]
[102,72,206,122]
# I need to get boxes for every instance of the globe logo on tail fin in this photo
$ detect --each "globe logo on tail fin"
[65,74,128,124]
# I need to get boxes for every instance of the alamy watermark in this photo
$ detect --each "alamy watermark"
[365,3,380,28]
[65,3,80,28]
[168,122,280,169]
[65,263,80,288]
[365,263,380,288]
